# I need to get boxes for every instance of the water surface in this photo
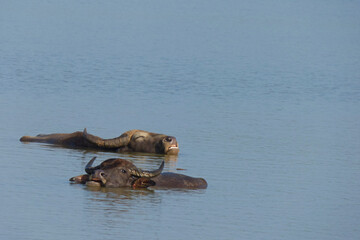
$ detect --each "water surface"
[1,1,359,240]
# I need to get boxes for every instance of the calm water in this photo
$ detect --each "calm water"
[1,1,360,239]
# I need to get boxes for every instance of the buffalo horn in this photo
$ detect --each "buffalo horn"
[129,161,164,178]
[83,128,132,148]
[85,157,97,174]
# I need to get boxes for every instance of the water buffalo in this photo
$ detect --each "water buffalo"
[70,157,207,189]
[20,128,179,155]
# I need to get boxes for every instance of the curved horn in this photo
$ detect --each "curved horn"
[83,128,134,148]
[129,161,164,178]
[85,157,97,174]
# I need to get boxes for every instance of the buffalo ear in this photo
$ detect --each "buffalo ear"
[132,178,156,188]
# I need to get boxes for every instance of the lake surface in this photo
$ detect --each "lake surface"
[1,1,359,239]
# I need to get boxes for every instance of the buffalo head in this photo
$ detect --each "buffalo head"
[157,136,179,155]
[70,157,207,189]
[70,157,164,188]
[83,129,179,155]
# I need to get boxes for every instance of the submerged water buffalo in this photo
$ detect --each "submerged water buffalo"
[70,157,207,189]
[20,129,179,155]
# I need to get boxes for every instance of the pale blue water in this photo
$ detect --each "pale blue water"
[1,1,360,240]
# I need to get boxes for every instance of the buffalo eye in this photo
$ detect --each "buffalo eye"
[100,172,106,178]
[121,169,127,174]
[165,137,172,142]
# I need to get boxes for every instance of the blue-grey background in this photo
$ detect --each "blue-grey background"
[1,1,359,239]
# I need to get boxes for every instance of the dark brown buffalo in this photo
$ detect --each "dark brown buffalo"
[70,157,207,189]
[20,129,179,155]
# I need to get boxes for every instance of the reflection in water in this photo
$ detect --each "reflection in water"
[85,186,159,210]
[28,141,179,169]
[80,186,162,232]
[79,184,206,225]
[74,183,208,239]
